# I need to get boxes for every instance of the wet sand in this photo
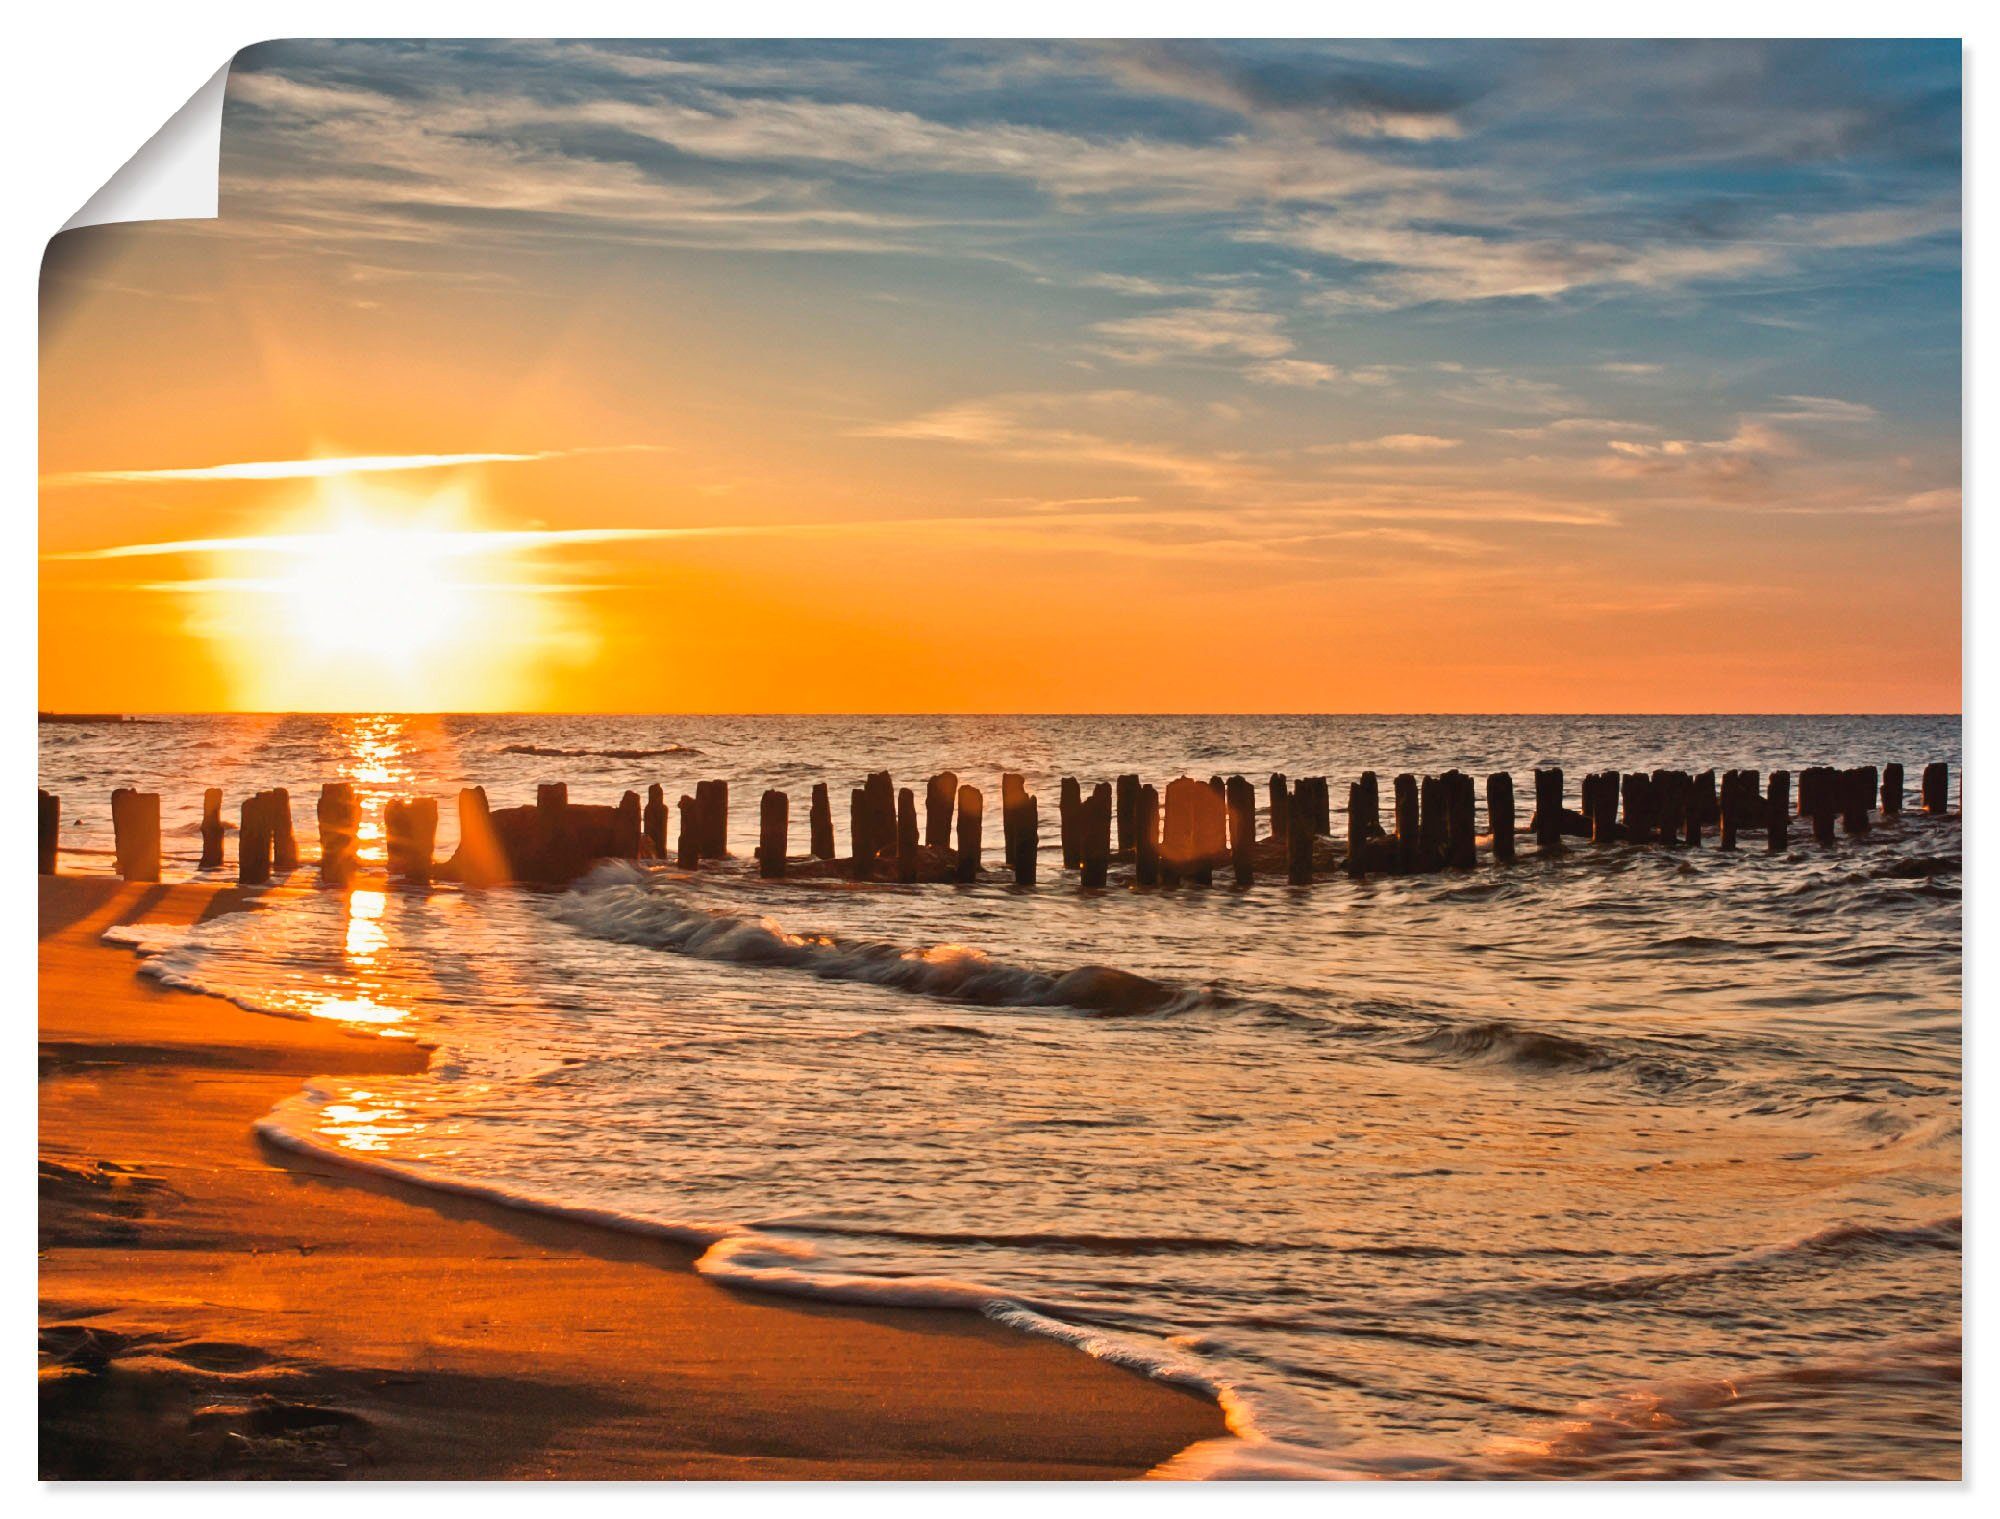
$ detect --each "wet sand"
[38,875,1226,1479]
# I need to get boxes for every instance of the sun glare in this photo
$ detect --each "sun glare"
[191,482,597,711]
[285,512,471,660]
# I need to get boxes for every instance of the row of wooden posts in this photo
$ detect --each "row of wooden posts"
[38,760,1953,888]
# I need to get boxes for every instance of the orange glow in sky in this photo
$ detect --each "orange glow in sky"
[37,42,1960,714]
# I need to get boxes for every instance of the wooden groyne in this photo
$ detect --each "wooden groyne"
[34,757,1958,889]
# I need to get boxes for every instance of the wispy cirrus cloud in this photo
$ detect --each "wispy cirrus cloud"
[41,445,667,488]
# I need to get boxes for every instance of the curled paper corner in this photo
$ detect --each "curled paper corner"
[60,59,233,233]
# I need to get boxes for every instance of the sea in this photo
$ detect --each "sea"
[39,713,1963,1479]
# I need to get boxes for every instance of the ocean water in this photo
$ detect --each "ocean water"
[42,714,1962,1479]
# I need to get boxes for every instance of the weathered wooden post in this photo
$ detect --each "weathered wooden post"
[285,788,323,875]
[1589,772,1620,845]
[955,784,983,883]
[1922,762,1949,814]
[199,787,224,870]
[925,772,957,851]
[1766,771,1790,851]
[1059,776,1083,869]
[1163,776,1198,885]
[538,781,568,817]
[1718,774,1740,851]
[696,780,729,858]
[678,795,699,868]
[1445,772,1476,868]
[319,783,359,887]
[1116,773,1140,853]
[1839,767,1875,835]
[1016,794,1039,886]
[1268,774,1290,850]
[809,782,835,860]
[1226,775,1256,886]
[1881,763,1904,817]
[865,772,896,853]
[1619,773,1654,845]
[1001,773,1027,876]
[759,790,788,879]
[614,791,643,859]
[1393,773,1419,873]
[386,797,437,883]
[896,788,920,884]
[1355,772,1381,840]
[1193,781,1225,887]
[1487,773,1516,864]
[111,788,161,883]
[1810,773,1837,844]
[1080,783,1112,888]
[1692,771,1718,830]
[1287,790,1314,885]
[1418,775,1447,869]
[850,787,873,881]
[1345,780,1366,875]
[1309,777,1332,836]
[1533,768,1564,853]
[1683,773,1704,848]
[458,785,504,886]
[1135,784,1161,887]
[1652,770,1682,848]
[238,793,272,885]
[37,789,58,875]
[644,784,668,857]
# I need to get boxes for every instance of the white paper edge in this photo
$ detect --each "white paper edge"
[58,58,231,233]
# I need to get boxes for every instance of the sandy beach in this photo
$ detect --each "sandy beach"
[37,874,1226,1479]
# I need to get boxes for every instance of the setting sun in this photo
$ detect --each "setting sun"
[284,501,473,661]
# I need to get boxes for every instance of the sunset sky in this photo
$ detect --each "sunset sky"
[40,39,1961,713]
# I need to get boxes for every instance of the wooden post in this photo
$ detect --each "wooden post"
[677,795,699,868]
[696,780,729,858]
[1226,775,1256,886]
[955,784,983,883]
[1418,774,1447,869]
[1692,770,1718,829]
[1163,777,1211,885]
[896,788,919,884]
[759,789,788,879]
[1345,781,1365,875]
[1001,773,1027,876]
[319,783,359,887]
[1135,784,1161,887]
[1286,790,1314,884]
[1080,783,1111,888]
[38,790,58,875]
[1619,773,1654,845]
[538,781,568,817]
[388,797,437,883]
[1589,772,1620,845]
[1393,773,1419,873]
[1268,774,1290,849]
[1487,773,1515,864]
[644,784,668,856]
[198,788,224,870]
[1307,778,1331,836]
[614,791,643,859]
[1445,772,1476,868]
[1684,773,1704,848]
[865,772,896,854]
[1922,762,1949,814]
[1059,776,1082,869]
[1766,771,1790,851]
[1192,781,1225,887]
[1810,774,1837,844]
[1116,773,1140,853]
[1718,774,1739,851]
[1840,767,1874,835]
[1016,795,1038,886]
[1881,763,1904,817]
[458,785,504,886]
[238,793,272,885]
[925,772,957,851]
[111,788,162,883]
[850,787,873,880]
[809,782,835,860]
[1356,771,1381,840]
[1533,768,1564,853]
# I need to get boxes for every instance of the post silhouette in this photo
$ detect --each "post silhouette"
[1286,791,1313,885]
[1116,773,1140,853]
[1533,768,1564,853]
[644,784,668,856]
[955,784,983,883]
[897,788,920,884]
[1487,773,1516,863]
[38,790,58,875]
[850,787,873,880]
[1226,775,1256,886]
[1881,763,1903,817]
[810,782,835,860]
[1922,762,1949,814]
[199,788,224,870]
[1080,782,1112,888]
[677,795,699,868]
[1394,773,1419,873]
[111,788,161,883]
[925,772,957,851]
[759,789,788,879]
[1766,771,1790,851]
[318,784,359,887]
[238,793,272,885]
[1059,776,1082,869]
[1136,784,1161,887]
